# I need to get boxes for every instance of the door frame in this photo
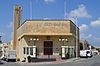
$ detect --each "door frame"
[43,40,53,55]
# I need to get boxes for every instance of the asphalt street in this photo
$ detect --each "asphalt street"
[1,55,100,66]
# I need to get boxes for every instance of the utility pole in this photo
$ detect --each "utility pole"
[0,36,2,44]
[30,0,32,19]
[64,0,67,19]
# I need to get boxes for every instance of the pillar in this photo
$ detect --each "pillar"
[61,46,68,59]
[32,46,37,58]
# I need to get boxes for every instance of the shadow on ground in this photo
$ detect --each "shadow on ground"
[90,63,100,66]
[31,58,56,62]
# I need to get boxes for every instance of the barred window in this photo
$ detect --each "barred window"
[30,47,33,55]
[23,47,25,54]
[27,47,29,55]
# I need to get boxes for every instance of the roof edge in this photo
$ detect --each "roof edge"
[18,19,74,29]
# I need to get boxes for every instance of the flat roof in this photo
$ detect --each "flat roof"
[18,19,76,29]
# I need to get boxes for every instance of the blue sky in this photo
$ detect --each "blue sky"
[0,0,100,46]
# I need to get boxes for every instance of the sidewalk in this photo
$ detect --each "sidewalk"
[18,58,84,65]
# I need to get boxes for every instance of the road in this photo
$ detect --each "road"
[1,55,100,66]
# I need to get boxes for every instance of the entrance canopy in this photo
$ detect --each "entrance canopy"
[18,33,75,40]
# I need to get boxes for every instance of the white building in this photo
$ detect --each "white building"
[0,43,9,59]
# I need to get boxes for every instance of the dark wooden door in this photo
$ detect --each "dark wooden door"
[44,41,53,55]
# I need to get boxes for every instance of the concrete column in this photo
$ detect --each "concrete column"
[72,47,75,57]
[32,46,37,58]
[61,46,66,59]
[65,46,68,54]
[29,47,30,56]
[69,46,71,58]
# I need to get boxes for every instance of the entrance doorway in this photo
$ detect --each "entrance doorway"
[44,41,53,55]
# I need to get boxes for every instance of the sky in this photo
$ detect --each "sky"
[0,0,100,46]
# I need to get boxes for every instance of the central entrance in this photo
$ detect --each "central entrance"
[44,41,53,55]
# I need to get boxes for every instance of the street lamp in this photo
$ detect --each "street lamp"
[59,38,68,59]
[30,37,39,45]
[28,37,39,59]
[59,38,68,46]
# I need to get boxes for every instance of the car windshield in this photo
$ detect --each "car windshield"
[86,51,90,54]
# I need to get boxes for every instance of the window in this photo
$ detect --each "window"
[23,47,25,54]
[86,51,90,54]
[30,47,33,55]
[23,46,35,56]
[27,47,29,55]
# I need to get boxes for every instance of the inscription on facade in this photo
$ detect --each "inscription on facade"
[44,22,67,27]
[18,21,70,37]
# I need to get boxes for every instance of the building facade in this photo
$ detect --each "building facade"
[13,6,80,61]
[0,43,9,59]
[80,40,90,50]
[16,20,79,61]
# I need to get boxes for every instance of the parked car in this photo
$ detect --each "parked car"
[6,50,16,62]
[80,50,93,58]
[92,50,99,56]
[0,60,3,64]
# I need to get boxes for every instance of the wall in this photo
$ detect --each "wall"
[17,20,71,37]
[16,20,79,60]
[17,35,76,61]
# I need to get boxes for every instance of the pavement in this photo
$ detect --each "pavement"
[18,57,87,65]
[1,55,100,66]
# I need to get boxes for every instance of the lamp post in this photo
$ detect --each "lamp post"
[30,37,39,46]
[59,38,68,46]
[29,37,39,59]
[59,38,68,59]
